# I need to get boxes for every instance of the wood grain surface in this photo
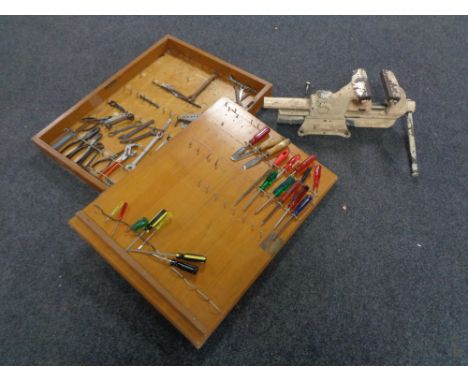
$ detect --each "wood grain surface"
[32,35,272,191]
[70,98,337,348]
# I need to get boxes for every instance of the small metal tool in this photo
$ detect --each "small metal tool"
[125,118,172,171]
[117,120,154,141]
[305,81,311,96]
[99,144,139,178]
[152,73,218,108]
[243,139,291,170]
[121,128,162,144]
[176,114,200,128]
[139,94,160,109]
[154,135,171,153]
[75,141,104,167]
[60,127,101,155]
[108,100,128,114]
[89,150,123,172]
[243,171,278,211]
[230,127,270,161]
[131,249,199,274]
[228,75,256,106]
[236,136,284,161]
[108,121,144,137]
[261,194,314,250]
[103,112,135,129]
[51,121,99,151]
[406,112,419,176]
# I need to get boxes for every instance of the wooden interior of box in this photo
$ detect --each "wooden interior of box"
[69,98,337,348]
[32,35,272,191]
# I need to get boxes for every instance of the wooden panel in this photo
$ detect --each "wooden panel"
[32,35,272,191]
[70,98,337,348]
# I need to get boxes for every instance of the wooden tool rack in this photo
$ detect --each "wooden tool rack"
[32,35,272,190]
[70,98,337,348]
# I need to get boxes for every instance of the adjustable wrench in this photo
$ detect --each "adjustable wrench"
[125,118,172,171]
[100,144,140,179]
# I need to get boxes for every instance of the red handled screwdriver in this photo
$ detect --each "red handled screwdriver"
[312,163,322,194]
[272,185,310,229]
[230,127,270,161]
[261,181,302,226]
[267,194,314,241]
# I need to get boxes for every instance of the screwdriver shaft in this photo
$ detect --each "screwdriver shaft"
[273,208,290,230]
[261,202,281,226]
[255,194,275,215]
[243,189,262,211]
[233,168,271,206]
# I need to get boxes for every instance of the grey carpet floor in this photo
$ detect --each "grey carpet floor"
[0,16,467,365]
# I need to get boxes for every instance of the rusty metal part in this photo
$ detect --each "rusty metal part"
[264,69,419,176]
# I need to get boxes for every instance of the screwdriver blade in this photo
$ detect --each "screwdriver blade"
[261,203,281,226]
[243,155,263,170]
[231,146,247,161]
[255,195,275,215]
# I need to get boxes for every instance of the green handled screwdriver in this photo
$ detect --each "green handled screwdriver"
[233,149,289,207]
[126,209,167,251]
[255,167,311,215]
[243,139,291,170]
[243,170,278,211]
[137,210,172,250]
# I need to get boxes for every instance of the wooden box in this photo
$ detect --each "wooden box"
[32,35,272,191]
[70,98,337,348]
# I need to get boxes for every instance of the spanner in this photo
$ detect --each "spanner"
[125,118,172,171]
[100,143,140,179]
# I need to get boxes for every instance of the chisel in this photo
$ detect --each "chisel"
[236,136,284,161]
[230,127,270,161]
[312,164,322,194]
[243,139,290,170]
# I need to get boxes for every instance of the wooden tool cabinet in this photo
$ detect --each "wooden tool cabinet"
[32,35,337,348]
[32,35,272,190]
[70,98,337,348]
